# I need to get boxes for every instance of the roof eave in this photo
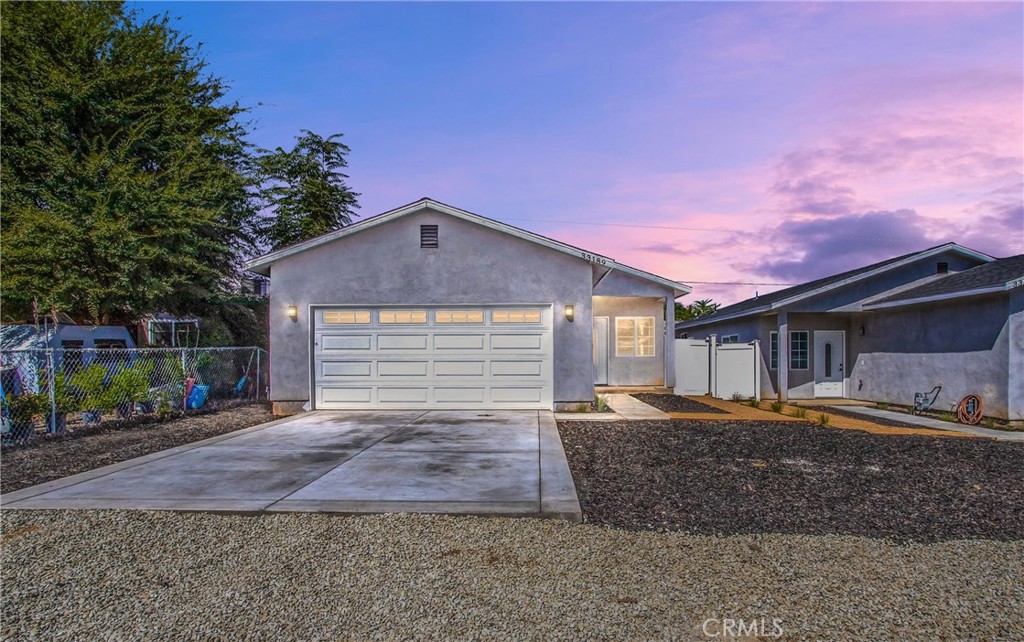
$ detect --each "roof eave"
[863,285,1007,310]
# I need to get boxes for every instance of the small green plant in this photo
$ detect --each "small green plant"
[155,391,173,418]
[793,407,807,419]
[5,391,42,419]
[770,401,784,413]
[70,364,117,413]
[108,361,156,406]
[876,402,890,410]
[731,392,744,403]
[940,411,956,423]
[594,395,610,413]
[573,403,590,413]
[816,413,832,426]
[747,397,760,408]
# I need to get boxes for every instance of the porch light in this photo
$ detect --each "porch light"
[858,325,866,336]
[564,305,574,322]
[287,305,298,321]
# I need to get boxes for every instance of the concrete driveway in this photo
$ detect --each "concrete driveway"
[0,411,581,520]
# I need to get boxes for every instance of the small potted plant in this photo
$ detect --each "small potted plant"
[108,361,155,419]
[5,391,42,442]
[71,363,113,424]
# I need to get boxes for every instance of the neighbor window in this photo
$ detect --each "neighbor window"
[379,310,427,324]
[492,309,542,323]
[721,335,739,344]
[615,316,655,357]
[435,310,484,324]
[323,310,371,324]
[790,331,809,370]
[770,332,778,370]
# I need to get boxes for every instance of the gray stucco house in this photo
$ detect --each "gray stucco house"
[677,244,1024,420]
[246,198,690,413]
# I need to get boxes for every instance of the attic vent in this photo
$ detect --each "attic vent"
[420,225,438,248]
[936,262,949,274]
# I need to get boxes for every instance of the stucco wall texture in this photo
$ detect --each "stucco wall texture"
[265,207,676,408]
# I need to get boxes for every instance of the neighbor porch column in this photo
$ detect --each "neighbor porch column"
[665,297,675,388]
[1009,289,1024,422]
[777,312,789,402]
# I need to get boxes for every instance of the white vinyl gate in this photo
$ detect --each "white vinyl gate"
[674,337,761,401]
[312,305,553,409]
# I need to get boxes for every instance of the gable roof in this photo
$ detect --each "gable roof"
[864,254,1024,310]
[677,242,994,328]
[245,198,691,296]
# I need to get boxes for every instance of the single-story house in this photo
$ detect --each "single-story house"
[0,323,137,352]
[677,244,1024,420]
[246,198,690,413]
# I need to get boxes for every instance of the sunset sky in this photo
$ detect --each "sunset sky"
[141,1,1023,304]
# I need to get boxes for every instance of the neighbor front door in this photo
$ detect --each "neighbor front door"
[813,331,845,398]
[593,316,609,385]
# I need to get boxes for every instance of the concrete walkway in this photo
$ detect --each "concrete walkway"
[603,394,670,420]
[0,411,582,520]
[841,406,1024,441]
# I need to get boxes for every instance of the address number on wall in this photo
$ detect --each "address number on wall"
[581,252,609,266]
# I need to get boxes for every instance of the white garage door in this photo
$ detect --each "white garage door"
[312,305,553,409]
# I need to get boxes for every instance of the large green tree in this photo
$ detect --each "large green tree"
[256,130,359,251]
[1,1,257,324]
[675,299,720,322]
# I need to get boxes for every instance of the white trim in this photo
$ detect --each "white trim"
[247,198,690,296]
[614,316,656,358]
[863,285,1007,310]
[678,243,995,329]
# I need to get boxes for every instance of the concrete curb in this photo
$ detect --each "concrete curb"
[538,411,583,522]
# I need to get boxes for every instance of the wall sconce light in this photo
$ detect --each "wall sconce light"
[287,305,298,322]
[858,325,866,336]
[564,305,575,322]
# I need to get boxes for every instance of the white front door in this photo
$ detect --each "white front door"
[593,316,609,385]
[312,305,553,409]
[813,331,845,398]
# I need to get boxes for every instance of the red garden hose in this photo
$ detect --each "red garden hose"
[957,394,984,425]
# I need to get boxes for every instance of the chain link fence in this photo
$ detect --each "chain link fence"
[0,347,266,444]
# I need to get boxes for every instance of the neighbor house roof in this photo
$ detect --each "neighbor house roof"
[864,254,1024,310]
[677,242,994,328]
[246,198,691,296]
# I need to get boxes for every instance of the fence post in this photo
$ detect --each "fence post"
[181,348,188,409]
[46,348,57,433]
[255,348,261,400]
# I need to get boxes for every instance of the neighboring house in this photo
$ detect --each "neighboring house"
[0,323,137,352]
[246,198,690,413]
[677,244,1024,420]
[0,323,138,394]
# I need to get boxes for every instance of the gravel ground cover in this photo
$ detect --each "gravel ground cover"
[559,420,1024,542]
[2,510,1021,641]
[631,393,727,414]
[0,403,273,494]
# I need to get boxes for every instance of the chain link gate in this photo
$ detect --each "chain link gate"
[0,347,266,444]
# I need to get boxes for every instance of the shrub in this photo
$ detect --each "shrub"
[770,401,784,413]
[793,407,807,419]
[817,413,832,426]
[731,392,744,403]
[876,402,890,410]
[594,395,610,413]
[747,397,760,408]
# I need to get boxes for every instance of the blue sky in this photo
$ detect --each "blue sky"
[137,1,1023,303]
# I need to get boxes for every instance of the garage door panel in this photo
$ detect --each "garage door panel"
[322,335,372,351]
[378,361,428,377]
[435,334,486,350]
[434,387,486,403]
[378,335,428,350]
[491,334,543,350]
[492,360,543,377]
[435,361,486,377]
[321,361,372,377]
[321,387,372,403]
[378,387,429,403]
[491,387,544,403]
[314,305,552,409]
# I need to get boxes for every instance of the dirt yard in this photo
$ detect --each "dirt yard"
[1,403,274,493]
